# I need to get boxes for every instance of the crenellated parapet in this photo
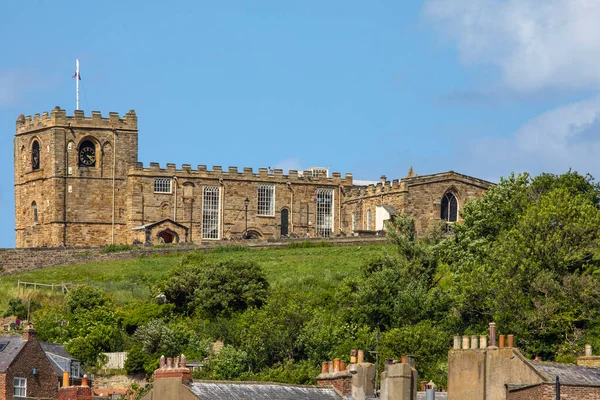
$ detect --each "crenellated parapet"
[346,179,407,199]
[129,162,353,186]
[15,106,138,135]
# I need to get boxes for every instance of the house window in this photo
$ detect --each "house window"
[31,140,40,170]
[257,184,275,216]
[0,342,7,351]
[71,362,80,378]
[154,178,172,193]
[202,186,220,239]
[366,209,372,230]
[14,377,26,397]
[316,188,334,237]
[32,201,38,224]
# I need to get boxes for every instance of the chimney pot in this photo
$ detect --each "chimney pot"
[499,335,505,348]
[401,356,407,364]
[357,350,364,364]
[421,381,428,392]
[321,362,328,374]
[340,361,346,371]
[507,334,514,348]
[462,336,470,350]
[328,361,334,373]
[586,344,593,357]
[63,371,69,387]
[181,354,187,368]
[82,374,88,387]
[470,335,478,349]
[160,355,166,369]
[489,323,497,347]
[350,349,358,364]
[167,357,173,369]
[174,356,180,368]
[480,335,487,349]
[453,336,461,350]
[334,358,340,372]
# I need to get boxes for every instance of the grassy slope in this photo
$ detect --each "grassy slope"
[0,243,393,308]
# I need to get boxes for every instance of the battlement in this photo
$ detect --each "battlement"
[345,170,495,198]
[16,106,138,134]
[129,162,353,186]
[346,179,407,198]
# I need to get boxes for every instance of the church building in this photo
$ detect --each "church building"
[14,107,493,248]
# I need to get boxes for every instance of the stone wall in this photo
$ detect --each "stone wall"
[0,237,388,276]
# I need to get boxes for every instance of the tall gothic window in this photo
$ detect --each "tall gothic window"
[366,209,372,230]
[441,192,458,223]
[31,140,40,170]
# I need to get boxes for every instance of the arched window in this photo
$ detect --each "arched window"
[78,140,96,167]
[441,192,458,223]
[31,140,40,170]
[32,201,38,224]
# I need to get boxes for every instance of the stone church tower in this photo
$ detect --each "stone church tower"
[14,107,138,247]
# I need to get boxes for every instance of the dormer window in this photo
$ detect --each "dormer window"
[31,141,40,170]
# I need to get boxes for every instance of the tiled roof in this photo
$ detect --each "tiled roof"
[530,360,600,386]
[189,381,343,399]
[0,335,26,373]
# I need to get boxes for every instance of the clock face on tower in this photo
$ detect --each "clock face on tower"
[78,141,96,167]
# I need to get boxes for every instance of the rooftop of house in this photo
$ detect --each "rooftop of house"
[188,381,343,400]
[529,359,600,386]
[0,335,27,373]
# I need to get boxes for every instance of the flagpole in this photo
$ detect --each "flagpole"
[76,59,80,110]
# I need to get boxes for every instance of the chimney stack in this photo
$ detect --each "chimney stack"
[22,324,37,341]
[586,344,593,357]
[153,354,192,385]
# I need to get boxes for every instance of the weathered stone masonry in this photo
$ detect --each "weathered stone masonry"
[14,107,494,248]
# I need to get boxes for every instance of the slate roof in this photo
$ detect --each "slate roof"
[0,335,26,373]
[189,382,344,399]
[529,360,600,386]
[40,342,80,378]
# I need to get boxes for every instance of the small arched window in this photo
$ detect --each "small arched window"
[32,201,38,224]
[441,192,458,223]
[31,140,40,170]
[78,140,96,167]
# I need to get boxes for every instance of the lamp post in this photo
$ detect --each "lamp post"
[244,197,250,239]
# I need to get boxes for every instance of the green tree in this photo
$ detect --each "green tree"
[163,256,269,318]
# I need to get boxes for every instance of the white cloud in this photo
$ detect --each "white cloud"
[465,95,600,177]
[425,0,600,92]
[273,158,302,173]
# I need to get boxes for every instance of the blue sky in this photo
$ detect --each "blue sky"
[1,1,599,248]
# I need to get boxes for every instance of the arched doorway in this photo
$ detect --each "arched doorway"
[281,208,289,237]
[158,230,175,243]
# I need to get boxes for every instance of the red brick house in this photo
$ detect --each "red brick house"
[0,326,59,399]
